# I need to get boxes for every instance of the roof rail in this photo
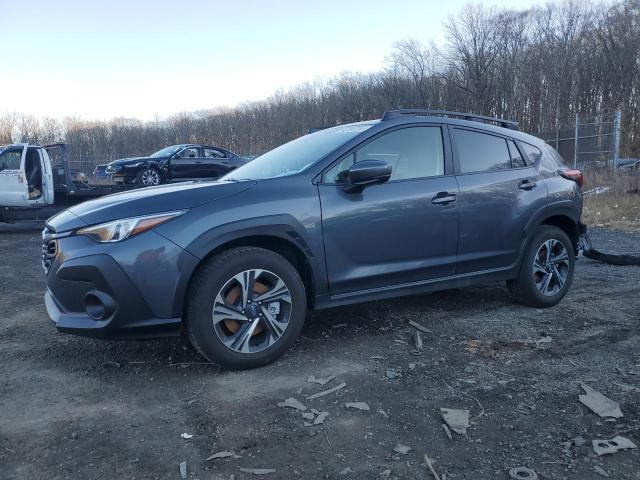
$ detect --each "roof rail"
[381,109,520,131]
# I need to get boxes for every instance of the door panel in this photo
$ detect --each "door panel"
[450,127,547,274]
[170,147,201,180]
[455,167,544,273]
[0,146,29,206]
[319,176,459,295]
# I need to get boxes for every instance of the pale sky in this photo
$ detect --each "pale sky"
[0,0,536,121]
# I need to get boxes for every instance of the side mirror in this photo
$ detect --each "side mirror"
[343,160,392,193]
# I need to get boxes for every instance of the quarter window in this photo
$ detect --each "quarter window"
[323,126,444,183]
[507,140,526,168]
[520,143,543,165]
[454,129,511,173]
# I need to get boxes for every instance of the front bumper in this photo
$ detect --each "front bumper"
[43,229,199,340]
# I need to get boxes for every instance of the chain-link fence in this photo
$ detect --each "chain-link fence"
[537,111,621,170]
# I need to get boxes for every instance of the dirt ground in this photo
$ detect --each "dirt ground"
[0,226,639,480]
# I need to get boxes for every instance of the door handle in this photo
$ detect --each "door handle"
[518,179,537,190]
[431,192,457,205]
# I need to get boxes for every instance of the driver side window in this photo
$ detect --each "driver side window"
[177,147,199,159]
[322,126,444,183]
[0,149,23,170]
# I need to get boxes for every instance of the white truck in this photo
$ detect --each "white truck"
[0,143,130,222]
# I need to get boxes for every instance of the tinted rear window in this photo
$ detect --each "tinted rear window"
[453,129,511,173]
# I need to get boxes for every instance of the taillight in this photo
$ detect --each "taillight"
[560,169,584,189]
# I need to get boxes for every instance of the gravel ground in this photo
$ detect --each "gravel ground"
[0,226,638,480]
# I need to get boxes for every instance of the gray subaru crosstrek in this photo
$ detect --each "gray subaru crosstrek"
[43,110,585,369]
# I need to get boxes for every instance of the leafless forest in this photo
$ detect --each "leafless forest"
[1,0,638,164]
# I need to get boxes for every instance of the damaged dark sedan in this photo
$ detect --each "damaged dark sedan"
[105,144,248,186]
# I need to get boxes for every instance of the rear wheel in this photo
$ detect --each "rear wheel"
[508,225,575,307]
[184,247,307,369]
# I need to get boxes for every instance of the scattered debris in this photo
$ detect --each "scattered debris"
[441,423,452,440]
[239,467,276,475]
[393,444,411,455]
[583,186,611,197]
[307,382,346,400]
[508,467,538,480]
[277,397,306,411]
[423,453,441,480]
[408,320,432,334]
[301,412,315,421]
[592,436,637,456]
[593,465,610,478]
[345,402,370,411]
[307,375,336,386]
[408,363,416,370]
[381,469,391,478]
[440,408,470,435]
[101,361,121,368]
[314,411,329,425]
[179,461,187,479]
[206,451,239,461]
[534,336,552,347]
[578,384,623,418]
[413,331,423,354]
[378,409,389,418]
[561,435,586,451]
[331,323,347,329]
[180,432,193,439]
[385,369,401,380]
[339,467,353,475]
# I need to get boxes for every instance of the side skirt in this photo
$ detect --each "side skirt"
[313,266,517,310]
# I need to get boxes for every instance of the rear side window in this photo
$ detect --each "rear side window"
[323,126,444,183]
[453,129,511,173]
[507,140,526,167]
[0,148,23,170]
[520,143,543,165]
[204,148,227,158]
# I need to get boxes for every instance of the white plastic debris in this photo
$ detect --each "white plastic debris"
[578,384,623,418]
[408,320,432,333]
[306,382,346,400]
[180,432,193,439]
[440,408,470,435]
[239,467,276,475]
[592,436,637,456]
[314,411,329,425]
[277,397,306,411]
[307,375,336,386]
[393,444,411,455]
[345,402,370,411]
[206,451,240,461]
[179,461,187,479]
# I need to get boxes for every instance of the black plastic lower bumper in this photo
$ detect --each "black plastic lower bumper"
[45,253,182,340]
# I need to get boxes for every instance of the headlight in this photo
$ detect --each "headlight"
[76,211,185,243]
[106,165,123,173]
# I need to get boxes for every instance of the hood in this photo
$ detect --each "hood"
[108,156,156,167]
[47,180,255,232]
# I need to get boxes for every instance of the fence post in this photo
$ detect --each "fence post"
[612,109,621,170]
[573,112,579,169]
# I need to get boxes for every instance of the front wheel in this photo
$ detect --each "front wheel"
[184,247,307,369]
[136,168,161,187]
[508,225,575,307]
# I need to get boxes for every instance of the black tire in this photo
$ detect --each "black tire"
[508,225,575,307]
[136,168,162,187]
[184,247,307,369]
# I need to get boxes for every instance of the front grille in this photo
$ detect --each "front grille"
[41,228,58,274]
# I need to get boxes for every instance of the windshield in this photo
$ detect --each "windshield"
[222,123,374,180]
[150,146,182,158]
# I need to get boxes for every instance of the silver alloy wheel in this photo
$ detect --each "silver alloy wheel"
[141,169,160,186]
[211,269,292,354]
[532,238,570,296]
